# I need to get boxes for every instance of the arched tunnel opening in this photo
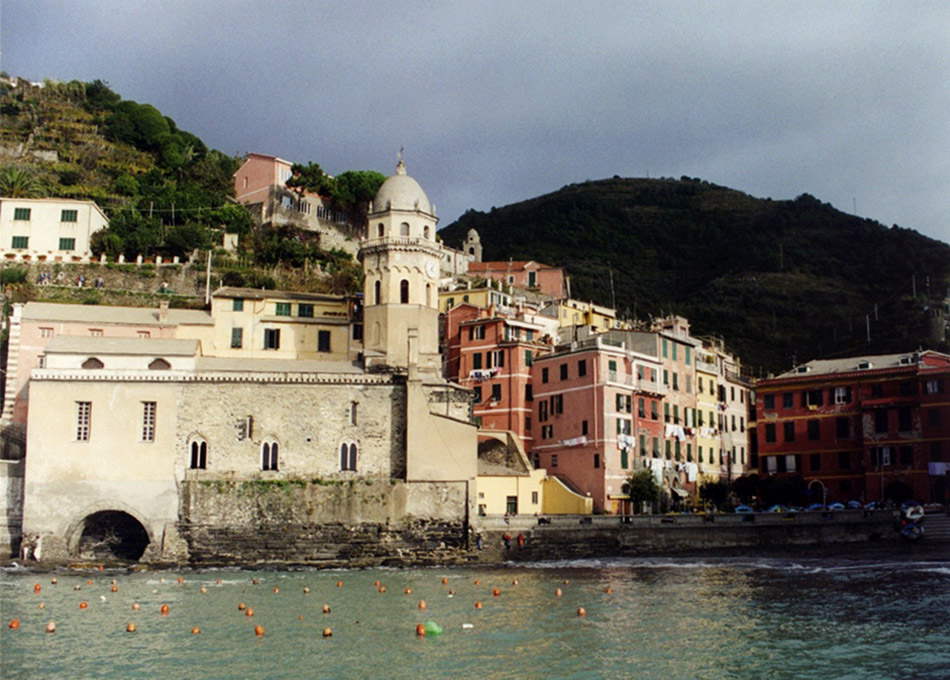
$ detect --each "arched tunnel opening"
[78,511,150,561]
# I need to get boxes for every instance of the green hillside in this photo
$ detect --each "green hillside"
[439,177,950,374]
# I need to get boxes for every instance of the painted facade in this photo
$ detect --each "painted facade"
[0,197,108,263]
[467,260,567,299]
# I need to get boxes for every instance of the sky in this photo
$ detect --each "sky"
[2,1,949,244]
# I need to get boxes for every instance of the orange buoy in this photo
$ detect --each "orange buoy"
[8,619,19,629]
[200,586,207,594]
[441,577,448,585]
[404,587,412,595]
[33,583,41,593]
[336,580,343,588]
[418,600,427,610]
[37,603,45,609]
[254,625,264,637]
[378,586,386,593]
[322,627,332,637]
[111,585,118,593]
[45,621,56,633]
[131,602,140,611]
[160,603,169,616]
[577,607,586,617]
[492,589,500,597]
[245,607,254,617]
[237,602,246,611]
[216,579,223,584]
[191,626,201,634]
[373,580,380,587]
[604,587,612,594]
[416,623,426,637]
[273,587,279,594]
[298,615,303,621]
[555,588,563,597]
[474,579,480,585]
[86,579,93,585]
[98,565,104,571]
[79,601,89,609]
[322,604,331,613]
[177,577,184,584]
[474,601,483,609]
[126,623,136,633]
[303,587,310,594]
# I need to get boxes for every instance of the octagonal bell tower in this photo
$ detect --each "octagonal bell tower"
[359,158,442,374]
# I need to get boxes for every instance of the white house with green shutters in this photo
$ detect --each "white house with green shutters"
[0,197,108,263]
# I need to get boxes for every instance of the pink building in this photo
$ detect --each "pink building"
[467,261,567,299]
[447,304,550,452]
[530,336,665,513]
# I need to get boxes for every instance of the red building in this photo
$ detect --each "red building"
[755,351,950,505]
[445,304,550,451]
[466,261,567,299]
[530,336,666,513]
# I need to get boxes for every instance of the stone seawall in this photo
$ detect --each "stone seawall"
[177,478,471,567]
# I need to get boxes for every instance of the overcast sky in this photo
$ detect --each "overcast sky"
[3,1,948,244]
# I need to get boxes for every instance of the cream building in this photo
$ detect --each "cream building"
[17,160,480,564]
[0,197,108,263]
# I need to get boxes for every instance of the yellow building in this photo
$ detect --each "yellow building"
[439,281,511,314]
[695,347,722,496]
[545,299,619,331]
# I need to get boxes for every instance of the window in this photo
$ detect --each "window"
[550,394,563,414]
[665,440,672,459]
[593,453,601,469]
[870,384,883,399]
[810,453,821,471]
[491,384,502,402]
[551,454,558,467]
[672,373,679,391]
[836,417,850,439]
[899,446,913,467]
[76,401,91,441]
[374,280,381,305]
[653,437,660,458]
[340,442,358,471]
[377,223,385,237]
[651,401,659,420]
[261,441,279,471]
[137,331,150,338]
[686,443,692,462]
[833,386,852,404]
[837,451,851,470]
[231,327,243,348]
[539,400,548,422]
[685,347,691,365]
[807,419,819,440]
[542,425,553,440]
[190,440,208,470]
[472,353,483,370]
[58,237,76,251]
[298,304,314,318]
[232,298,244,312]
[924,379,944,395]
[638,397,646,418]
[525,416,532,432]
[616,394,631,413]
[698,446,704,464]
[90,329,103,337]
[525,350,533,367]
[469,325,486,340]
[148,358,171,370]
[60,209,78,222]
[898,407,912,432]
[900,381,914,397]
[929,408,941,428]
[784,422,795,442]
[542,367,549,383]
[275,302,291,316]
[616,418,631,435]
[764,394,775,409]
[11,236,28,249]
[13,208,30,220]
[400,222,410,236]
[473,386,482,403]
[782,392,794,408]
[803,389,823,407]
[870,446,892,467]
[489,350,505,368]
[764,423,776,443]
[663,370,669,386]
[525,384,533,401]
[560,363,568,380]
[81,357,104,369]
[142,402,156,441]
[578,360,587,377]
[664,403,671,423]
[318,330,331,353]
[400,279,409,303]
[639,434,647,456]
[40,327,53,338]
[264,328,280,350]
[672,343,678,361]
[875,409,888,433]
[532,491,539,505]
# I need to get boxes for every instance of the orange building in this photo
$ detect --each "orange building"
[466,261,567,299]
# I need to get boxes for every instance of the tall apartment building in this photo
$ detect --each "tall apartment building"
[755,351,950,505]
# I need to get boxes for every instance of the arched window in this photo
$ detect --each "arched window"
[423,225,430,239]
[377,223,385,238]
[189,439,207,470]
[400,279,409,304]
[261,440,279,471]
[340,441,357,471]
[149,358,171,370]
[400,222,410,236]
[82,357,104,369]
[374,279,381,305]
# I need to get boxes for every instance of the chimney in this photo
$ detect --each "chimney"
[159,300,169,323]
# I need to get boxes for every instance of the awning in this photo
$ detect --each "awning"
[607,494,630,500]
[671,487,690,498]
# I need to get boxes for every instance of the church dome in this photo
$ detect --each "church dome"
[372,160,433,215]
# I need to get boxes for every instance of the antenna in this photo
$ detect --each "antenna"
[608,267,616,310]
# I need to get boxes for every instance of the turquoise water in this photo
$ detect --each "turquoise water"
[2,557,949,680]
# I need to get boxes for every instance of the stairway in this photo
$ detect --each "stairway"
[925,514,950,542]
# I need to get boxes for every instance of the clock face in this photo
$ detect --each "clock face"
[425,260,438,278]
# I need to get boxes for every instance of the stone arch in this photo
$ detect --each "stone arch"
[149,358,171,370]
[66,503,153,561]
[400,222,410,236]
[377,222,385,238]
[188,435,208,470]
[82,357,104,369]
[261,437,280,471]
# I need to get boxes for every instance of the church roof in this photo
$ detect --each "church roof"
[371,160,433,216]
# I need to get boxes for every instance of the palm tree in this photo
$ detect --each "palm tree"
[0,166,46,198]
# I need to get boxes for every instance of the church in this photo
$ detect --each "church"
[19,160,479,564]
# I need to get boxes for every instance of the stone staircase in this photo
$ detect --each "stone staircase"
[925,514,950,542]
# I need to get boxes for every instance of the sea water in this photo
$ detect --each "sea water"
[2,557,949,680]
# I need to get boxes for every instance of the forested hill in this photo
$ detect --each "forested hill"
[439,177,950,375]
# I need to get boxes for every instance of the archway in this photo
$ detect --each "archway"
[77,511,150,561]
[883,481,913,505]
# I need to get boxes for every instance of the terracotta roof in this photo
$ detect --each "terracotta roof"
[467,261,561,271]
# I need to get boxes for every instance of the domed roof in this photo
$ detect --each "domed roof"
[372,160,433,215]
[466,228,480,240]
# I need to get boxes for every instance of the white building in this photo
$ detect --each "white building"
[0,197,108,263]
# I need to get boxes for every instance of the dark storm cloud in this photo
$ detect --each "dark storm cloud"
[3,1,948,242]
